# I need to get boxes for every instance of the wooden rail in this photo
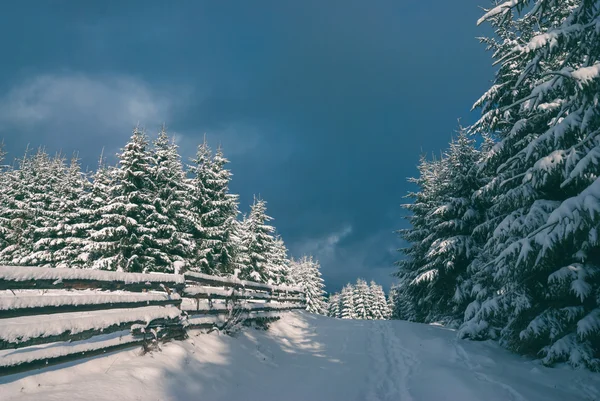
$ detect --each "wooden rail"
[0,266,306,377]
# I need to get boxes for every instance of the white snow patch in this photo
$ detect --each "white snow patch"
[0,305,181,344]
[571,64,600,84]
[0,330,139,369]
[477,0,520,26]
[0,266,184,285]
[185,271,302,293]
[0,290,179,311]
[1,312,598,401]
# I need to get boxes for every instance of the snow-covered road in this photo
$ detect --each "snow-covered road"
[1,311,599,401]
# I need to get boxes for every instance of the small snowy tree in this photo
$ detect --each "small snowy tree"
[231,216,250,276]
[340,284,356,319]
[369,281,390,320]
[387,286,397,319]
[239,197,277,282]
[289,255,327,314]
[389,280,416,321]
[353,279,371,320]
[267,235,291,285]
[327,292,341,318]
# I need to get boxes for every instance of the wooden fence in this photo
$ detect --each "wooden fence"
[0,266,305,377]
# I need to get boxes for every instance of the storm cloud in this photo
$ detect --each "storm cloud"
[0,0,493,291]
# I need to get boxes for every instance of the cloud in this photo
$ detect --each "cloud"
[0,73,174,128]
[294,224,353,262]
[172,123,263,162]
[0,73,189,166]
[290,226,399,293]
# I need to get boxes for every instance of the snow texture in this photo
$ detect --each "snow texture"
[0,290,180,311]
[183,286,236,298]
[185,271,302,293]
[0,330,139,369]
[0,266,184,284]
[477,0,520,25]
[0,305,181,344]
[1,312,598,401]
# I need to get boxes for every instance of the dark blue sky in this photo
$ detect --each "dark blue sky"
[0,0,493,292]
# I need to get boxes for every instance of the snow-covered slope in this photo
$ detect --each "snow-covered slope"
[1,311,599,401]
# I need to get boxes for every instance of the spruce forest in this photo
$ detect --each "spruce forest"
[0,129,332,305]
[393,0,600,371]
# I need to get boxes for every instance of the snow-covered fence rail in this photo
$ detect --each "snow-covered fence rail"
[0,290,182,319]
[0,266,305,377]
[0,266,185,376]
[0,266,185,292]
[181,272,306,330]
[184,272,303,295]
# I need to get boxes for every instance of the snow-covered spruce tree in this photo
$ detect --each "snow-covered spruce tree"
[188,140,241,275]
[365,280,377,320]
[147,129,196,272]
[0,143,12,253]
[289,255,327,314]
[460,0,600,370]
[0,149,64,265]
[395,155,444,322]
[231,216,250,277]
[369,281,390,320]
[396,128,484,326]
[77,152,117,267]
[86,128,161,272]
[187,138,211,272]
[340,284,356,319]
[203,146,241,275]
[239,197,277,282]
[0,141,6,170]
[420,129,483,326]
[353,279,371,319]
[268,235,291,285]
[24,155,92,267]
[327,292,341,318]
[389,280,417,321]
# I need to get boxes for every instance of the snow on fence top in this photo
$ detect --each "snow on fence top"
[181,299,306,313]
[0,290,181,318]
[0,330,139,370]
[0,305,182,347]
[184,271,303,294]
[0,266,185,291]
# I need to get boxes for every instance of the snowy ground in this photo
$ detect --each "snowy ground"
[1,311,599,401]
